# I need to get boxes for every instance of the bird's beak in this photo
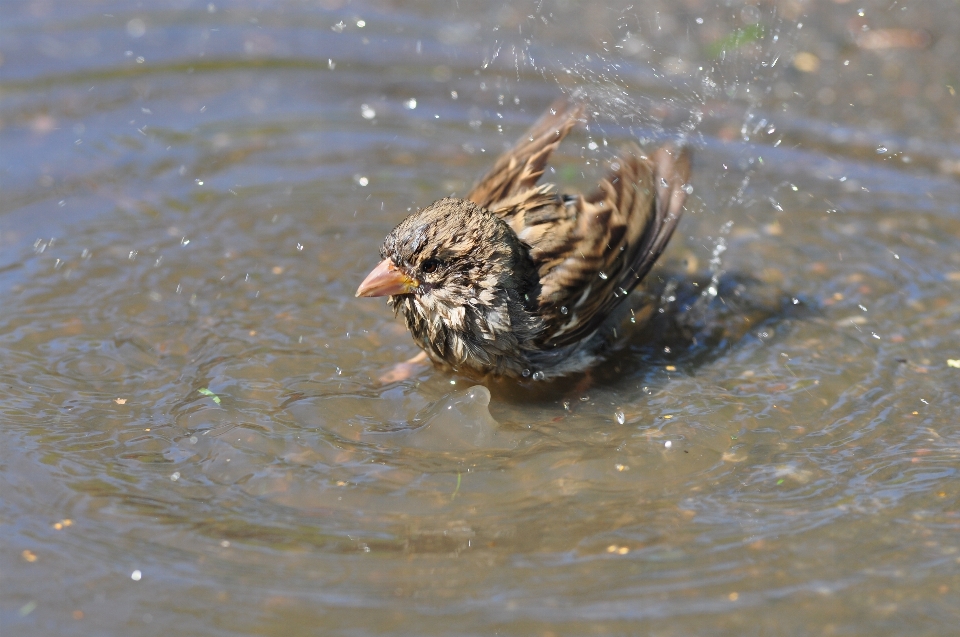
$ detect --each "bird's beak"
[356,258,419,297]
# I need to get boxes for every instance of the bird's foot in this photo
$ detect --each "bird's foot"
[378,351,429,384]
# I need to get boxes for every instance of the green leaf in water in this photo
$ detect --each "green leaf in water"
[707,24,765,59]
[198,388,221,404]
[451,472,461,500]
[776,478,785,485]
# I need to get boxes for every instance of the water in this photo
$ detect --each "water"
[3,0,960,634]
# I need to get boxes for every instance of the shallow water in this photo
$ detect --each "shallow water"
[2,0,959,634]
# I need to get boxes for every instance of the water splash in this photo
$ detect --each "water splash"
[477,0,801,224]
[402,386,518,451]
[703,219,734,301]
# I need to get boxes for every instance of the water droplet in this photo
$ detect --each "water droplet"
[683,183,693,194]
[356,19,365,28]
[360,104,376,119]
[615,410,625,425]
[664,440,672,449]
[405,98,417,109]
[126,18,146,38]
[170,472,180,481]
[522,368,531,378]
[331,21,345,33]
[560,306,569,315]
[131,570,142,581]
[587,141,598,150]
[532,371,545,381]
[598,271,608,280]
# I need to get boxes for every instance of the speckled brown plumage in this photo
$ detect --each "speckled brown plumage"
[357,98,692,379]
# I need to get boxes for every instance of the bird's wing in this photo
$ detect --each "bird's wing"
[466,98,584,209]
[526,143,692,349]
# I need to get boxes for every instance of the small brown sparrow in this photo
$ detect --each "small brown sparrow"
[357,98,691,380]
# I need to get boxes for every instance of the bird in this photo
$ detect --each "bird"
[356,98,692,380]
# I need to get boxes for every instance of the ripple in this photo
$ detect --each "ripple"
[54,351,128,381]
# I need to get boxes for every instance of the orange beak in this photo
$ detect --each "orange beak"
[356,258,419,297]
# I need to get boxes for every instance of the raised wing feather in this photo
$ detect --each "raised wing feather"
[466,98,584,209]
[532,144,691,348]
[468,99,691,352]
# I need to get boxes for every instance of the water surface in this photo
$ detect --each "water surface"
[2,0,959,634]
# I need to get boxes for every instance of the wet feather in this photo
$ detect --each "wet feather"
[359,98,692,379]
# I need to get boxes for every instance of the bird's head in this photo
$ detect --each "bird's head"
[356,198,536,324]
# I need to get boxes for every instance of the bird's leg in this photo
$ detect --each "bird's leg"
[378,351,429,384]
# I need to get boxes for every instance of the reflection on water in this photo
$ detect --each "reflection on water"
[2,0,959,635]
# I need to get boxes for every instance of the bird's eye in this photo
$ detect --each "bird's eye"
[421,258,441,274]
